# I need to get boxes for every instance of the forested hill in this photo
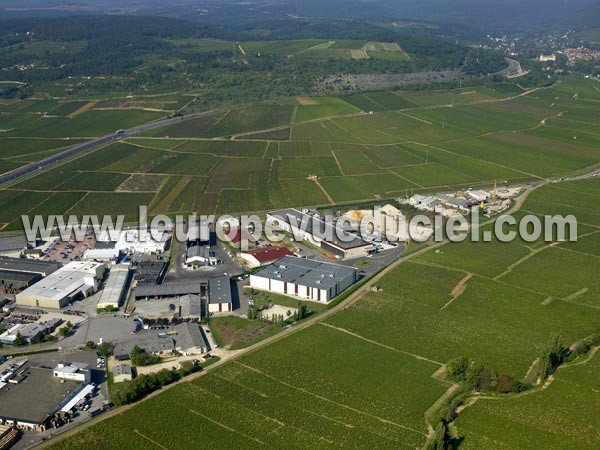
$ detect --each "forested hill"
[0,15,506,103]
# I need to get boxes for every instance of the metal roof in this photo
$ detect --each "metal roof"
[134,282,201,298]
[97,264,132,307]
[208,276,232,305]
[0,256,61,276]
[268,209,371,251]
[253,256,357,290]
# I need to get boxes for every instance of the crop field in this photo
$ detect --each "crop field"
[455,350,600,449]
[49,325,449,450]
[3,109,165,138]
[293,97,359,123]
[0,76,597,226]
[44,172,600,449]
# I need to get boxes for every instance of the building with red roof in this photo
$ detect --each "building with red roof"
[239,246,294,268]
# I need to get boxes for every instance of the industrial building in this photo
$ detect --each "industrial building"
[185,245,218,267]
[173,322,210,355]
[0,365,86,432]
[0,318,62,345]
[134,282,202,300]
[82,247,121,262]
[112,363,133,383]
[53,362,91,383]
[113,334,176,360]
[0,257,61,296]
[267,209,372,259]
[249,256,358,303]
[0,257,61,277]
[0,236,29,257]
[208,276,232,313]
[180,294,203,318]
[97,263,133,310]
[97,229,169,255]
[15,261,104,309]
[239,246,294,269]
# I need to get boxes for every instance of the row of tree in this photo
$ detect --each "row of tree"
[111,361,200,407]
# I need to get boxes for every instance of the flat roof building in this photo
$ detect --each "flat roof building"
[249,256,358,303]
[0,366,84,432]
[208,276,232,313]
[15,261,104,309]
[82,247,121,262]
[267,209,372,260]
[98,229,169,255]
[53,362,91,383]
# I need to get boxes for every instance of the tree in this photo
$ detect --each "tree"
[296,303,308,320]
[13,332,25,347]
[58,321,73,337]
[446,357,469,382]
[97,341,114,357]
[85,340,97,350]
[496,374,516,394]
[426,420,451,450]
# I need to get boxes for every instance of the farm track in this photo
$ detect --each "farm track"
[38,173,553,448]
[31,81,600,447]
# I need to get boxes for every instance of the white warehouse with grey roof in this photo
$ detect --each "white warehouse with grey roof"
[249,256,358,303]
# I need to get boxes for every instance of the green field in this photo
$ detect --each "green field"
[455,350,600,449]
[49,325,448,449]
[0,76,597,226]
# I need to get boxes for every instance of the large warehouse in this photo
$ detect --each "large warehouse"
[249,256,358,303]
[266,209,372,260]
[15,261,104,309]
[97,263,133,310]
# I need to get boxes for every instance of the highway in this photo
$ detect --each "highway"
[0,110,221,188]
[494,57,526,78]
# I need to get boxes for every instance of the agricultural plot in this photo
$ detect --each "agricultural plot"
[293,97,359,123]
[279,156,341,178]
[175,140,267,157]
[319,173,415,203]
[0,138,87,160]
[141,112,226,138]
[327,261,600,377]
[363,144,424,167]
[66,192,154,220]
[332,149,387,175]
[455,351,600,450]
[0,77,598,224]
[6,109,165,138]
[49,325,448,450]
[147,153,218,176]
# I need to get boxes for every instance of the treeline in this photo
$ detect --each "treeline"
[111,360,201,406]
[427,332,600,449]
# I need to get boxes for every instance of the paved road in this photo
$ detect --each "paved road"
[36,166,599,449]
[494,58,525,78]
[0,109,222,188]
